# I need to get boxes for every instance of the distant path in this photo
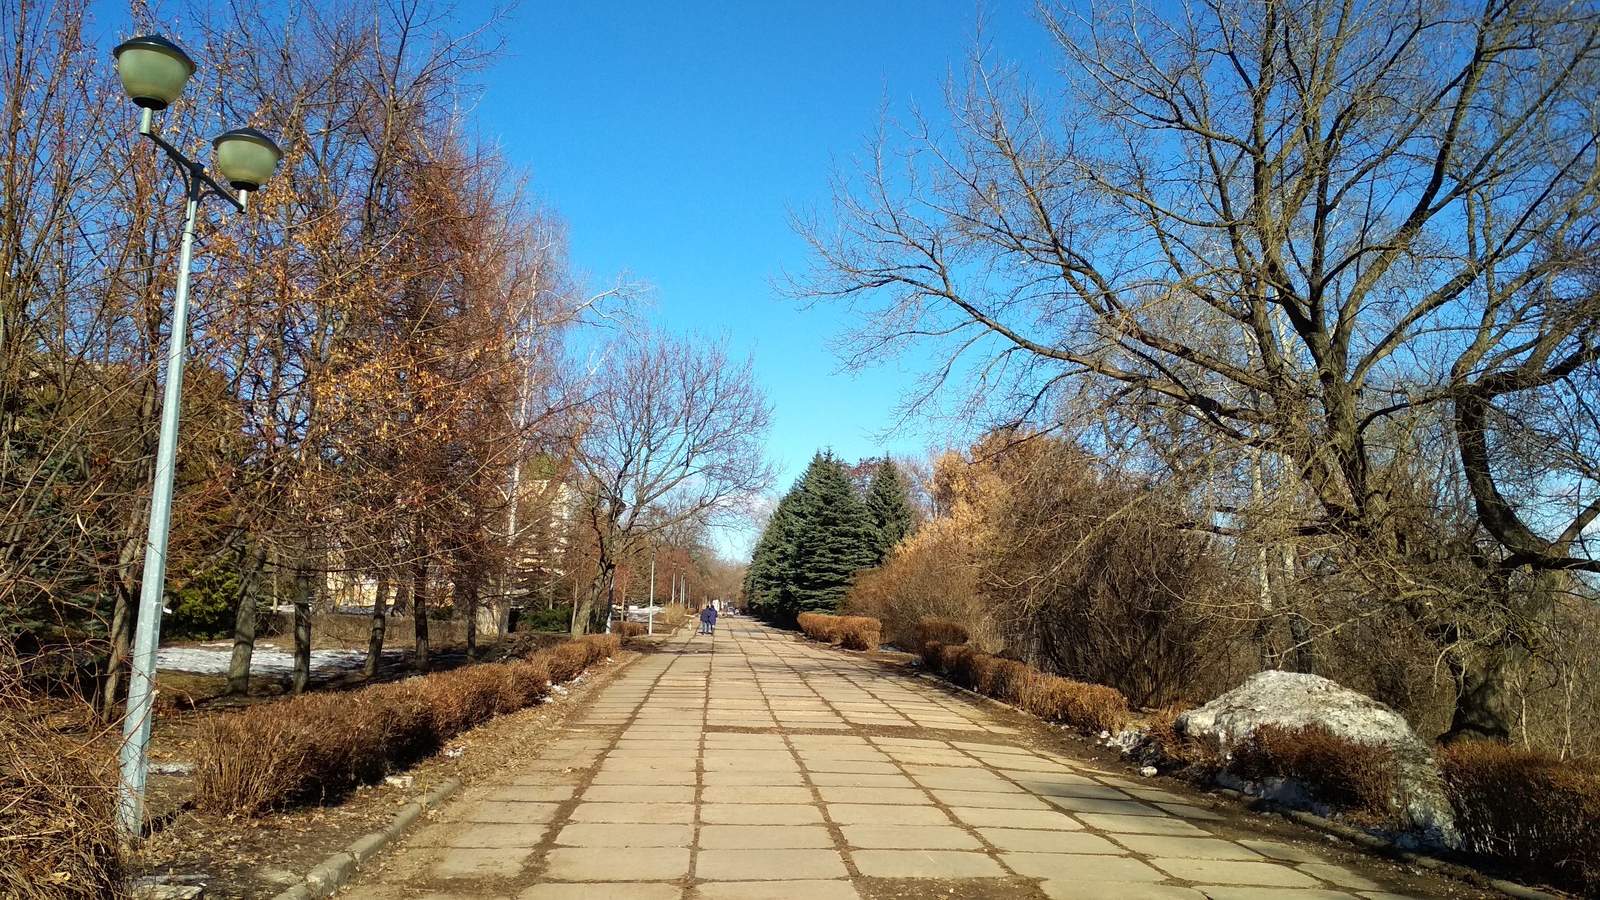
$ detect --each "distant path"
[338,618,1485,900]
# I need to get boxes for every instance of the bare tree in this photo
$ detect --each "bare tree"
[568,331,773,634]
[794,0,1600,740]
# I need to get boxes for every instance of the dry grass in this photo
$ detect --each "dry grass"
[0,688,126,900]
[610,621,646,637]
[654,603,690,631]
[1228,724,1401,826]
[797,613,883,651]
[922,641,1130,733]
[1440,741,1600,894]
[193,634,619,815]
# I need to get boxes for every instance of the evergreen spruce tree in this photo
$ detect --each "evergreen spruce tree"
[786,452,879,614]
[863,458,915,562]
[745,488,799,617]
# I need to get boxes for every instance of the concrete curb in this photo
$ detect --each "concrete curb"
[267,778,460,900]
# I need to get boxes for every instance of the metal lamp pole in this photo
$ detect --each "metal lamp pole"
[110,34,282,838]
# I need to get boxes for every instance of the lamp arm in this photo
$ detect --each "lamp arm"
[139,118,245,213]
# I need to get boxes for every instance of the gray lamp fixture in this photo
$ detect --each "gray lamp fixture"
[112,35,195,110]
[213,128,284,192]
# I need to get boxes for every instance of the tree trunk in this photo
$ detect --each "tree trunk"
[99,582,134,720]
[571,563,613,636]
[226,544,267,695]
[1288,613,1316,675]
[1444,647,1518,743]
[1442,570,1564,743]
[291,565,313,694]
[462,571,479,658]
[412,555,431,673]
[363,574,391,679]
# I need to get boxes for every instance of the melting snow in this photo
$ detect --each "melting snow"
[156,644,405,675]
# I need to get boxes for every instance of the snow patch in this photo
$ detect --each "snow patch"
[156,644,406,675]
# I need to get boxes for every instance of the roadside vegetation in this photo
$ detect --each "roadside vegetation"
[755,0,1600,892]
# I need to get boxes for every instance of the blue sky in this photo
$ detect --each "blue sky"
[463,1,1055,556]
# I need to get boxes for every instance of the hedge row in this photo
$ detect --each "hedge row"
[921,639,1130,734]
[796,613,882,651]
[193,634,620,815]
[1440,741,1600,894]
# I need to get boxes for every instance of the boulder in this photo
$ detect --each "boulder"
[1177,670,1459,848]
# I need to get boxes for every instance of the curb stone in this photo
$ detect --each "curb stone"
[904,664,1563,900]
[266,778,459,900]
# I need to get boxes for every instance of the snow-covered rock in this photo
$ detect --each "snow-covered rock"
[1177,670,1460,849]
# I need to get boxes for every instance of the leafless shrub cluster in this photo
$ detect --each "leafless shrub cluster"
[796,613,883,650]
[922,640,1130,734]
[1440,742,1600,894]
[912,618,969,651]
[1230,725,1404,827]
[0,645,125,899]
[193,634,616,815]
[851,433,1246,708]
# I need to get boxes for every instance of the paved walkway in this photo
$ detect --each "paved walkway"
[340,619,1437,900]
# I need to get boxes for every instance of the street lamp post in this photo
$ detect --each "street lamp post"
[111,33,283,838]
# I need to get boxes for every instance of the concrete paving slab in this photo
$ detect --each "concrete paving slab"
[695,848,849,880]
[567,802,695,824]
[948,807,1084,830]
[839,824,983,849]
[1040,883,1206,899]
[433,846,532,879]
[1002,852,1166,881]
[696,881,862,900]
[850,849,1009,878]
[700,803,824,825]
[542,846,691,881]
[518,884,681,900]
[552,823,694,847]
[697,824,836,849]
[1150,858,1321,886]
[977,828,1122,854]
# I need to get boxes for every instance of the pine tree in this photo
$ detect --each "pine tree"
[864,458,915,562]
[786,452,879,614]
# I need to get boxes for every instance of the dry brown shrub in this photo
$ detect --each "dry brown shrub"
[1016,671,1131,733]
[195,634,620,815]
[418,665,509,735]
[1229,724,1401,825]
[913,618,969,650]
[1142,703,1219,769]
[0,693,126,900]
[797,613,840,643]
[545,642,591,682]
[610,621,646,637]
[835,616,883,650]
[655,603,690,630]
[503,657,552,708]
[923,640,1129,733]
[1440,741,1600,894]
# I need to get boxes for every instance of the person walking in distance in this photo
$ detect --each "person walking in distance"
[699,604,713,635]
[706,603,718,635]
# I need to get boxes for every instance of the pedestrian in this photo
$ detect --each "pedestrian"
[699,604,713,635]
[705,603,718,635]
